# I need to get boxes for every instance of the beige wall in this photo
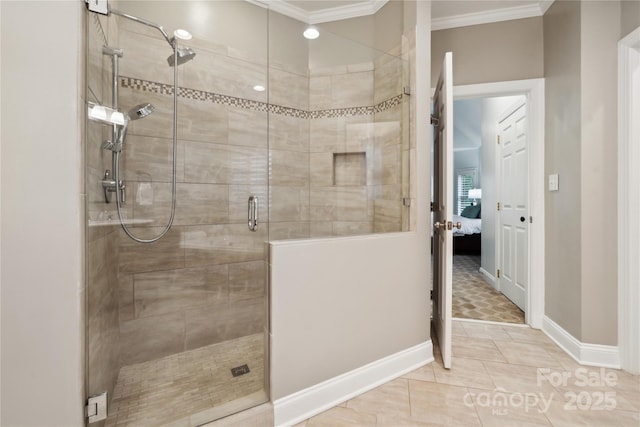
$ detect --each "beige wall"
[319,0,404,56]
[309,1,404,69]
[431,17,544,87]
[580,1,620,345]
[121,0,269,65]
[1,1,85,425]
[621,0,640,38]
[544,0,621,346]
[270,233,431,400]
[543,0,583,340]
[269,10,309,75]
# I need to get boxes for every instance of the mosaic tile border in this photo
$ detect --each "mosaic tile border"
[120,76,403,119]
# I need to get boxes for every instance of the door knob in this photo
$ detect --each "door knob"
[434,221,445,229]
[455,222,462,229]
[520,216,526,222]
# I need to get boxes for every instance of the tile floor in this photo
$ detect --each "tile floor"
[295,320,640,426]
[105,333,267,427]
[453,255,525,324]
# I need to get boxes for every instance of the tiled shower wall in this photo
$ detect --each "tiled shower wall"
[86,5,408,375]
[114,17,268,366]
[307,51,407,237]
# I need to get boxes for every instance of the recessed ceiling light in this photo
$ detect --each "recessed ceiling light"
[303,27,319,40]
[253,85,266,92]
[174,29,192,40]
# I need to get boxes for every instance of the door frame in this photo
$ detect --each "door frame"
[453,78,545,329]
[618,27,640,374]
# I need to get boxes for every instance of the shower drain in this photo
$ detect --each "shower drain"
[231,364,250,377]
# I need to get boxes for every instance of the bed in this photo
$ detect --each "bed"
[452,204,482,255]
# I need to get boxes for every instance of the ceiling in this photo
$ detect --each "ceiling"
[265,0,553,28]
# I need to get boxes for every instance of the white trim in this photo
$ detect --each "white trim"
[308,0,387,24]
[273,341,433,427]
[249,0,554,28]
[542,316,621,369]
[248,0,388,24]
[452,79,545,330]
[454,317,529,328]
[478,267,497,290]
[539,0,554,15]
[618,26,640,375]
[431,1,552,31]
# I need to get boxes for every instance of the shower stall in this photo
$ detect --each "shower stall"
[85,1,411,425]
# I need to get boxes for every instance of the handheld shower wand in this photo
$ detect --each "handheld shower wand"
[113,103,155,152]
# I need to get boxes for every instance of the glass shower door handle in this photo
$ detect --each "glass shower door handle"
[248,195,258,231]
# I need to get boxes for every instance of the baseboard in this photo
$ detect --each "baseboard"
[273,341,433,427]
[478,267,496,289]
[541,316,620,368]
[453,317,529,328]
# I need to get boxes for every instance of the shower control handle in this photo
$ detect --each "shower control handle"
[119,181,126,204]
[102,169,126,204]
[248,196,258,232]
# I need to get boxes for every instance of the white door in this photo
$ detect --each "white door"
[497,100,528,311]
[432,52,454,369]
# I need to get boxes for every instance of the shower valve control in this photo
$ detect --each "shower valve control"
[102,169,126,204]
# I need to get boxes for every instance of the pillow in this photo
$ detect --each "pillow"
[461,204,481,218]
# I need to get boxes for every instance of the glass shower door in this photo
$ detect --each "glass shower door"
[85,2,270,426]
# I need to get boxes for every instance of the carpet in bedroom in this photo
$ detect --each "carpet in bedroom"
[453,255,525,324]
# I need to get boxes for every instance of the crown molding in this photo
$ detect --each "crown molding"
[245,0,388,24]
[308,0,388,24]
[432,1,553,31]
[248,0,555,28]
[539,0,555,15]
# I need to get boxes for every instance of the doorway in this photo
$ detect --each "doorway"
[451,95,526,324]
[452,79,545,329]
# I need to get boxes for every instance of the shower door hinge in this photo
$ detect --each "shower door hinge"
[85,0,108,15]
[86,392,108,423]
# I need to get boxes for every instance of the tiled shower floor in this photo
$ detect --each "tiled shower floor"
[105,333,266,427]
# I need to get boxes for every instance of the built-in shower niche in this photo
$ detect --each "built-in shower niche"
[333,152,367,186]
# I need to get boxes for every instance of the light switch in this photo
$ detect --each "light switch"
[548,174,559,192]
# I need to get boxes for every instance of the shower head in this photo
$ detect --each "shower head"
[114,103,155,150]
[127,103,155,120]
[167,47,196,66]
